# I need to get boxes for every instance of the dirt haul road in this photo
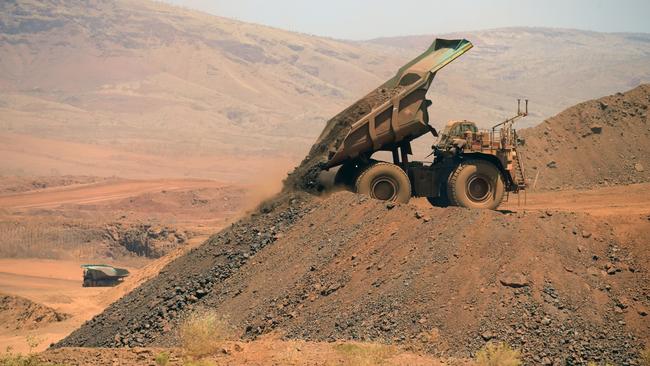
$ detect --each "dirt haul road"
[501,183,650,216]
[0,179,227,210]
[0,259,107,353]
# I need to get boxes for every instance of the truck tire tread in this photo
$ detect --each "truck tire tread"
[355,162,411,203]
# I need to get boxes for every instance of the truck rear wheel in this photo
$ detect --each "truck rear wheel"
[448,160,505,210]
[355,162,411,203]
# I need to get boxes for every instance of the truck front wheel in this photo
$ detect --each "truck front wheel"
[355,162,411,203]
[448,160,505,210]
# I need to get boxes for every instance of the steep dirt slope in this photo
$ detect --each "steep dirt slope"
[56,191,649,364]
[520,84,650,190]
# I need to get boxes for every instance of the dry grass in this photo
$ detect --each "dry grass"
[182,360,215,366]
[331,343,397,366]
[155,351,170,366]
[179,309,232,359]
[0,346,64,366]
[474,342,522,366]
[0,220,102,259]
[640,346,650,366]
[0,354,62,366]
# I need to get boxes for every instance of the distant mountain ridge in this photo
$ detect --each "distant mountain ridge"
[1,0,649,179]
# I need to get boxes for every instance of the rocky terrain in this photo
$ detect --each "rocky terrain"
[39,341,471,366]
[521,84,650,190]
[103,223,188,259]
[55,187,650,364]
[0,293,69,330]
[51,85,650,364]
[2,2,649,365]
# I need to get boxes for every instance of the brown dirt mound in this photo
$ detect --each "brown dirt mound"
[55,192,649,364]
[520,84,650,190]
[53,86,650,366]
[0,293,69,330]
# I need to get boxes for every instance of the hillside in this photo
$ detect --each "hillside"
[0,293,69,330]
[2,1,650,180]
[0,0,402,180]
[520,84,650,190]
[55,190,650,364]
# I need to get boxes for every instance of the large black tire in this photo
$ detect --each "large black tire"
[334,161,369,188]
[448,160,505,210]
[355,162,411,203]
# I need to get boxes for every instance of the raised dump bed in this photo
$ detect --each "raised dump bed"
[324,38,473,168]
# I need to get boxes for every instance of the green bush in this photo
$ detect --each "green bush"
[640,346,650,366]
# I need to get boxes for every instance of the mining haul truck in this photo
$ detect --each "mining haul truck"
[81,264,129,287]
[325,39,527,210]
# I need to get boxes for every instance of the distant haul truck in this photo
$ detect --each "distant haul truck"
[324,39,527,209]
[81,264,129,287]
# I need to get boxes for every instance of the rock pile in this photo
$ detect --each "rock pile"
[57,193,311,348]
[520,84,650,190]
[54,85,650,366]
[56,193,649,365]
[104,224,189,258]
[0,294,69,330]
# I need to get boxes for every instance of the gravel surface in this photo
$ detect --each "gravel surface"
[521,84,650,191]
[55,193,649,365]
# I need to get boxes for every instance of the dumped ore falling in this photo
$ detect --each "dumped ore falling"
[282,86,402,193]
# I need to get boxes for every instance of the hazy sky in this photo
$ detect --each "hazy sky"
[161,0,650,40]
